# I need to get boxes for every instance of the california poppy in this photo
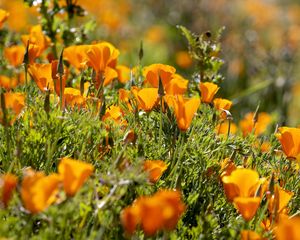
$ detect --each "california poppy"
[175,51,193,69]
[143,160,167,183]
[86,42,119,87]
[0,9,9,28]
[240,112,272,136]
[221,168,261,201]
[21,169,61,214]
[143,64,188,95]
[21,25,51,57]
[276,127,300,160]
[121,189,185,236]
[102,105,127,126]
[116,65,131,84]
[0,92,25,125]
[64,44,90,70]
[28,63,53,92]
[0,75,19,90]
[58,157,94,197]
[4,45,25,67]
[233,197,261,221]
[268,185,293,216]
[274,217,300,240]
[165,95,200,131]
[241,230,263,240]
[0,173,18,208]
[137,88,159,112]
[199,82,219,103]
[215,120,237,135]
[63,88,86,109]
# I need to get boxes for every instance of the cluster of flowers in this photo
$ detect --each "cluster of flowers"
[0,158,94,213]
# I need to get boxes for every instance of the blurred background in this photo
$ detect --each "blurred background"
[1,0,300,125]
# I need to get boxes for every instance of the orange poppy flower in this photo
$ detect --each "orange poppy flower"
[274,217,300,240]
[199,82,220,103]
[121,189,185,236]
[27,44,41,63]
[58,157,94,197]
[28,63,53,92]
[21,25,51,57]
[143,160,168,183]
[276,127,300,160]
[0,173,18,208]
[64,44,90,70]
[233,197,261,221]
[116,65,131,84]
[21,169,61,214]
[0,75,19,90]
[268,185,293,216]
[0,92,25,125]
[241,230,263,240]
[175,51,193,69]
[165,95,200,131]
[102,105,127,126]
[239,112,272,136]
[221,168,261,201]
[63,88,86,109]
[143,64,188,95]
[213,98,232,111]
[4,45,25,67]
[220,158,236,179]
[137,88,159,112]
[0,9,9,28]
[215,120,237,135]
[86,42,119,87]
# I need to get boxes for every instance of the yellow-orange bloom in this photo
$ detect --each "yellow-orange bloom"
[241,230,263,240]
[268,185,293,216]
[234,197,261,221]
[222,168,261,201]
[215,120,237,135]
[137,88,159,112]
[240,112,272,136]
[143,64,188,95]
[175,51,193,69]
[165,95,200,131]
[116,65,131,84]
[58,157,94,197]
[274,217,300,240]
[4,45,25,67]
[213,98,232,111]
[21,169,61,214]
[121,189,185,236]
[143,160,167,183]
[64,45,90,70]
[102,105,127,126]
[276,127,300,160]
[0,92,25,125]
[0,75,21,90]
[28,63,53,92]
[21,25,51,57]
[199,82,220,103]
[0,173,18,208]
[0,9,9,28]
[63,88,86,109]
[86,42,119,87]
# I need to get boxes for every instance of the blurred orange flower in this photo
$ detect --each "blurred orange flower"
[121,189,185,236]
[276,127,300,161]
[58,157,94,197]
[0,173,18,208]
[102,105,127,126]
[4,45,25,67]
[166,95,200,131]
[0,9,9,28]
[268,185,293,216]
[240,112,272,136]
[0,75,19,90]
[21,25,51,57]
[143,160,167,183]
[175,51,193,69]
[241,230,263,240]
[0,92,25,125]
[63,88,86,109]
[213,98,232,111]
[21,169,61,214]
[199,82,219,103]
[215,120,237,135]
[116,65,131,84]
[274,217,300,240]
